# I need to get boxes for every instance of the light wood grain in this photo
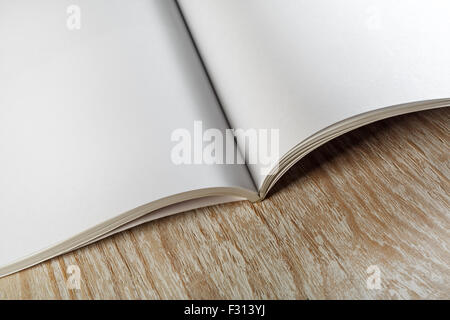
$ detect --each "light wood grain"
[0,108,449,300]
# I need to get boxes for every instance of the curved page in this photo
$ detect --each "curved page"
[179,0,450,188]
[0,0,256,276]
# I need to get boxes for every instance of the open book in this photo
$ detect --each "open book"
[1,0,449,278]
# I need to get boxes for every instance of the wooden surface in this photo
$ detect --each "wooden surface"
[0,108,448,299]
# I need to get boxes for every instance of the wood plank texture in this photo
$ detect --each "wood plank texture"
[0,108,449,299]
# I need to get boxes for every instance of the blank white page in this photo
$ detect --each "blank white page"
[179,0,450,188]
[0,0,255,271]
